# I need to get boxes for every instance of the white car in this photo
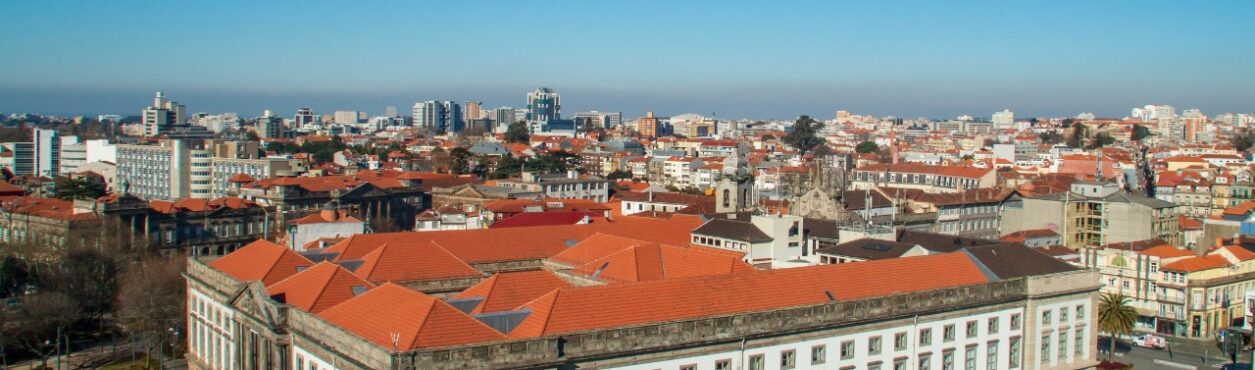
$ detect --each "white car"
[1133,334,1166,349]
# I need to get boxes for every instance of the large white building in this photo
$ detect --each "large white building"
[143,91,187,137]
[117,140,305,200]
[992,109,1015,128]
[32,128,60,178]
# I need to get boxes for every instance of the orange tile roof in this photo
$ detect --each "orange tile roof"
[510,253,989,337]
[265,261,374,313]
[323,217,703,263]
[1161,254,1232,273]
[1138,245,1195,259]
[289,210,363,225]
[208,239,313,286]
[318,283,505,350]
[352,242,483,284]
[564,243,754,283]
[1222,245,1255,261]
[0,196,97,221]
[451,270,572,314]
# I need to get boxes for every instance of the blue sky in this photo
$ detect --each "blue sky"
[1,1,1252,119]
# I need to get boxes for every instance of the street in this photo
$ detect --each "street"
[1101,336,1251,369]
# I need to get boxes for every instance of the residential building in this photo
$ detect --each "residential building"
[32,128,60,177]
[143,91,187,137]
[851,163,996,193]
[117,140,286,200]
[412,100,463,133]
[638,111,660,138]
[494,172,610,203]
[574,111,622,129]
[1002,181,1180,252]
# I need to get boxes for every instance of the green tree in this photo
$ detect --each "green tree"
[54,177,107,200]
[1232,128,1255,152]
[491,155,523,179]
[1097,293,1137,360]
[855,141,879,154]
[783,115,825,154]
[1131,124,1152,142]
[1088,132,1115,149]
[1039,131,1064,145]
[505,121,531,144]
[1066,123,1089,148]
[448,147,473,175]
[606,170,632,180]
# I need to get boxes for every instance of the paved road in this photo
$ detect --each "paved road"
[1101,335,1250,369]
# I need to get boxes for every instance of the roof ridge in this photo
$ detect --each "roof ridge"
[409,294,440,350]
[312,263,349,310]
[653,243,667,280]
[475,273,502,313]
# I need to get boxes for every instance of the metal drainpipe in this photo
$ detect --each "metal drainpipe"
[739,338,746,370]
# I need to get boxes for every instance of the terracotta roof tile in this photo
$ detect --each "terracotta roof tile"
[209,239,313,286]
[451,270,572,314]
[1138,245,1195,259]
[352,242,483,284]
[318,283,505,350]
[510,253,989,337]
[265,261,374,313]
[1161,254,1232,273]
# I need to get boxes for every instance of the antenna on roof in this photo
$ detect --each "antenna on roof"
[390,332,400,353]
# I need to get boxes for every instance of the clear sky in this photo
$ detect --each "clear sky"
[1,1,1252,119]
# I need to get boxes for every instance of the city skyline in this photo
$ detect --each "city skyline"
[2,1,1253,118]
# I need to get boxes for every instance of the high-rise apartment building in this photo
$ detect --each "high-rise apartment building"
[332,110,361,124]
[525,87,560,123]
[412,101,463,133]
[142,91,187,137]
[992,109,1015,127]
[492,107,516,133]
[118,139,305,200]
[294,108,317,127]
[464,101,483,121]
[574,111,623,129]
[638,112,660,138]
[32,128,60,178]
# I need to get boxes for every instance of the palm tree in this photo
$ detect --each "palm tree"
[1097,293,1138,359]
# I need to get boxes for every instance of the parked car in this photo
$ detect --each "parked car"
[1133,334,1166,349]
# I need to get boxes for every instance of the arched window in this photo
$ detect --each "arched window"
[722,189,730,207]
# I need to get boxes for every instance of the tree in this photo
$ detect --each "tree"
[3,292,80,368]
[505,121,530,144]
[1038,131,1064,145]
[1232,128,1255,152]
[1131,124,1152,142]
[606,170,632,180]
[117,256,186,369]
[54,177,106,200]
[491,155,523,179]
[855,141,879,154]
[1088,132,1115,149]
[448,147,473,175]
[43,246,121,324]
[1066,123,1088,148]
[783,115,825,154]
[1097,293,1137,360]
[760,134,776,141]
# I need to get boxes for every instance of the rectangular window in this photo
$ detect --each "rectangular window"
[715,359,731,370]
[781,349,796,369]
[965,346,977,370]
[966,321,978,338]
[988,317,999,335]
[1042,311,1052,326]
[870,336,883,355]
[1061,307,1069,322]
[868,363,882,370]
[1058,329,1069,360]
[749,354,765,370]
[1040,334,1051,363]
[987,341,999,369]
[1009,336,1021,368]
[944,324,956,342]
[1074,327,1085,356]
[894,357,908,370]
[943,350,955,370]
[1076,305,1086,320]
[812,345,826,364]
[920,328,933,346]
[919,353,932,370]
[895,332,908,351]
[841,340,855,359]
[679,365,696,370]
[1011,313,1022,330]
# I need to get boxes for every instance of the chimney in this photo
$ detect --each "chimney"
[321,207,338,222]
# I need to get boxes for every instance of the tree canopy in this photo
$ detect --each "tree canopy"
[855,141,879,154]
[1097,293,1137,360]
[1131,124,1152,141]
[783,115,825,154]
[505,121,530,144]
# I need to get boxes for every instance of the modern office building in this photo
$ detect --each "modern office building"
[1,142,35,175]
[294,107,317,127]
[142,91,187,137]
[117,140,300,201]
[58,135,86,176]
[32,128,60,178]
[526,87,561,123]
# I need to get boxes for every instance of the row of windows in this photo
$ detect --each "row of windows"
[681,338,1022,370]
